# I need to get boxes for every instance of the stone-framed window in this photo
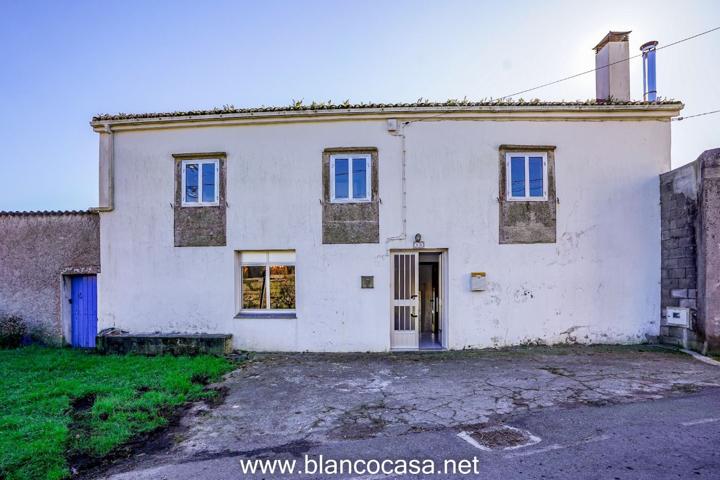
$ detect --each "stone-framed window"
[322,147,379,244]
[180,158,220,206]
[498,145,557,244]
[173,152,227,247]
[505,153,548,201]
[329,153,372,203]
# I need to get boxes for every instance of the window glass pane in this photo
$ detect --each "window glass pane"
[185,163,199,203]
[334,158,349,199]
[242,266,267,309]
[528,156,544,197]
[269,265,295,309]
[202,162,216,203]
[510,156,526,197]
[352,158,367,199]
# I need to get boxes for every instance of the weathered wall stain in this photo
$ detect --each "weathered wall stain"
[548,225,599,267]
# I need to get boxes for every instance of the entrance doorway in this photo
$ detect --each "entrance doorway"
[390,250,446,350]
[70,275,97,348]
[418,253,442,350]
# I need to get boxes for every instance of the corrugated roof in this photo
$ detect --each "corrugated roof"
[0,210,97,217]
[92,99,682,122]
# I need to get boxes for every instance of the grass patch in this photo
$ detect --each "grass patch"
[0,347,234,480]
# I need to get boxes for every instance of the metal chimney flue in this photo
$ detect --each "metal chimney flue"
[641,40,659,101]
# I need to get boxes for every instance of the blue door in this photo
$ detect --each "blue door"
[71,275,97,348]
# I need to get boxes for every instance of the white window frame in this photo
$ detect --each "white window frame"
[181,159,220,207]
[330,153,372,203]
[505,152,548,201]
[237,251,296,314]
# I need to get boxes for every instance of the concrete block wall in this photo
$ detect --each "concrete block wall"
[697,149,720,353]
[660,163,698,314]
[660,148,720,353]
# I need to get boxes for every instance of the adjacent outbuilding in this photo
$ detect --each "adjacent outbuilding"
[0,211,99,346]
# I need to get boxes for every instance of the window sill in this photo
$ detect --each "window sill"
[180,203,221,208]
[506,197,548,202]
[329,199,372,204]
[234,312,297,320]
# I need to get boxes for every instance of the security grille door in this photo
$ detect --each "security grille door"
[391,252,419,349]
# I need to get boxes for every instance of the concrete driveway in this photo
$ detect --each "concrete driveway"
[99,346,720,479]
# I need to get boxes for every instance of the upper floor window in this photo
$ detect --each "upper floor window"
[182,159,219,206]
[330,154,371,203]
[506,153,548,201]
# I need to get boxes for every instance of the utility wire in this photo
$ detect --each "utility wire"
[497,26,720,100]
[673,109,720,121]
[401,25,720,127]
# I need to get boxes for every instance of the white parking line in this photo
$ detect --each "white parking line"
[457,431,492,451]
[503,434,612,459]
[680,417,720,426]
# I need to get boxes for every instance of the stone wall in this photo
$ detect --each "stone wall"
[0,211,100,343]
[660,163,698,314]
[696,149,720,353]
[660,148,720,353]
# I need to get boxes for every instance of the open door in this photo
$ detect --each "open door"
[439,251,448,348]
[391,252,419,349]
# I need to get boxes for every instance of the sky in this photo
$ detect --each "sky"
[0,0,718,211]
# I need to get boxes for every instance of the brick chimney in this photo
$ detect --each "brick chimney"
[593,31,631,102]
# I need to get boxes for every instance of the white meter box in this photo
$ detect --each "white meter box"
[665,307,690,327]
[470,272,487,291]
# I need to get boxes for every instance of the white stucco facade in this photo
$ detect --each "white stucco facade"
[93,104,680,351]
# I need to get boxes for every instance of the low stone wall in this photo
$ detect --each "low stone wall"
[96,333,233,355]
[660,148,720,353]
[0,211,99,343]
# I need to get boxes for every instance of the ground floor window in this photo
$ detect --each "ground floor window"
[236,251,296,314]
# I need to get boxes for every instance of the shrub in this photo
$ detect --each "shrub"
[0,315,27,349]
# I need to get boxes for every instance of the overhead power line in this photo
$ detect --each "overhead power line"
[673,109,720,121]
[401,25,720,126]
[497,26,720,100]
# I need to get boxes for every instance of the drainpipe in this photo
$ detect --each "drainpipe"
[386,121,408,243]
[92,124,115,212]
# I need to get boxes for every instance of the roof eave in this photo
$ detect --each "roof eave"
[90,103,684,131]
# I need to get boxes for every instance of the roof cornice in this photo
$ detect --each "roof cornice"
[91,103,683,132]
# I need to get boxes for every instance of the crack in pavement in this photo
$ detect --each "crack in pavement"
[97,347,720,478]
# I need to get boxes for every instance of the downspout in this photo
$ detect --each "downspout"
[91,123,115,212]
[386,121,408,243]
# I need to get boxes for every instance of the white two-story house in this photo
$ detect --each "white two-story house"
[91,32,682,351]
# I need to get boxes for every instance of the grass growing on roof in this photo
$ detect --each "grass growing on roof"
[0,346,234,480]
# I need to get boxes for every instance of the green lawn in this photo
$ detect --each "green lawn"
[0,347,234,480]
